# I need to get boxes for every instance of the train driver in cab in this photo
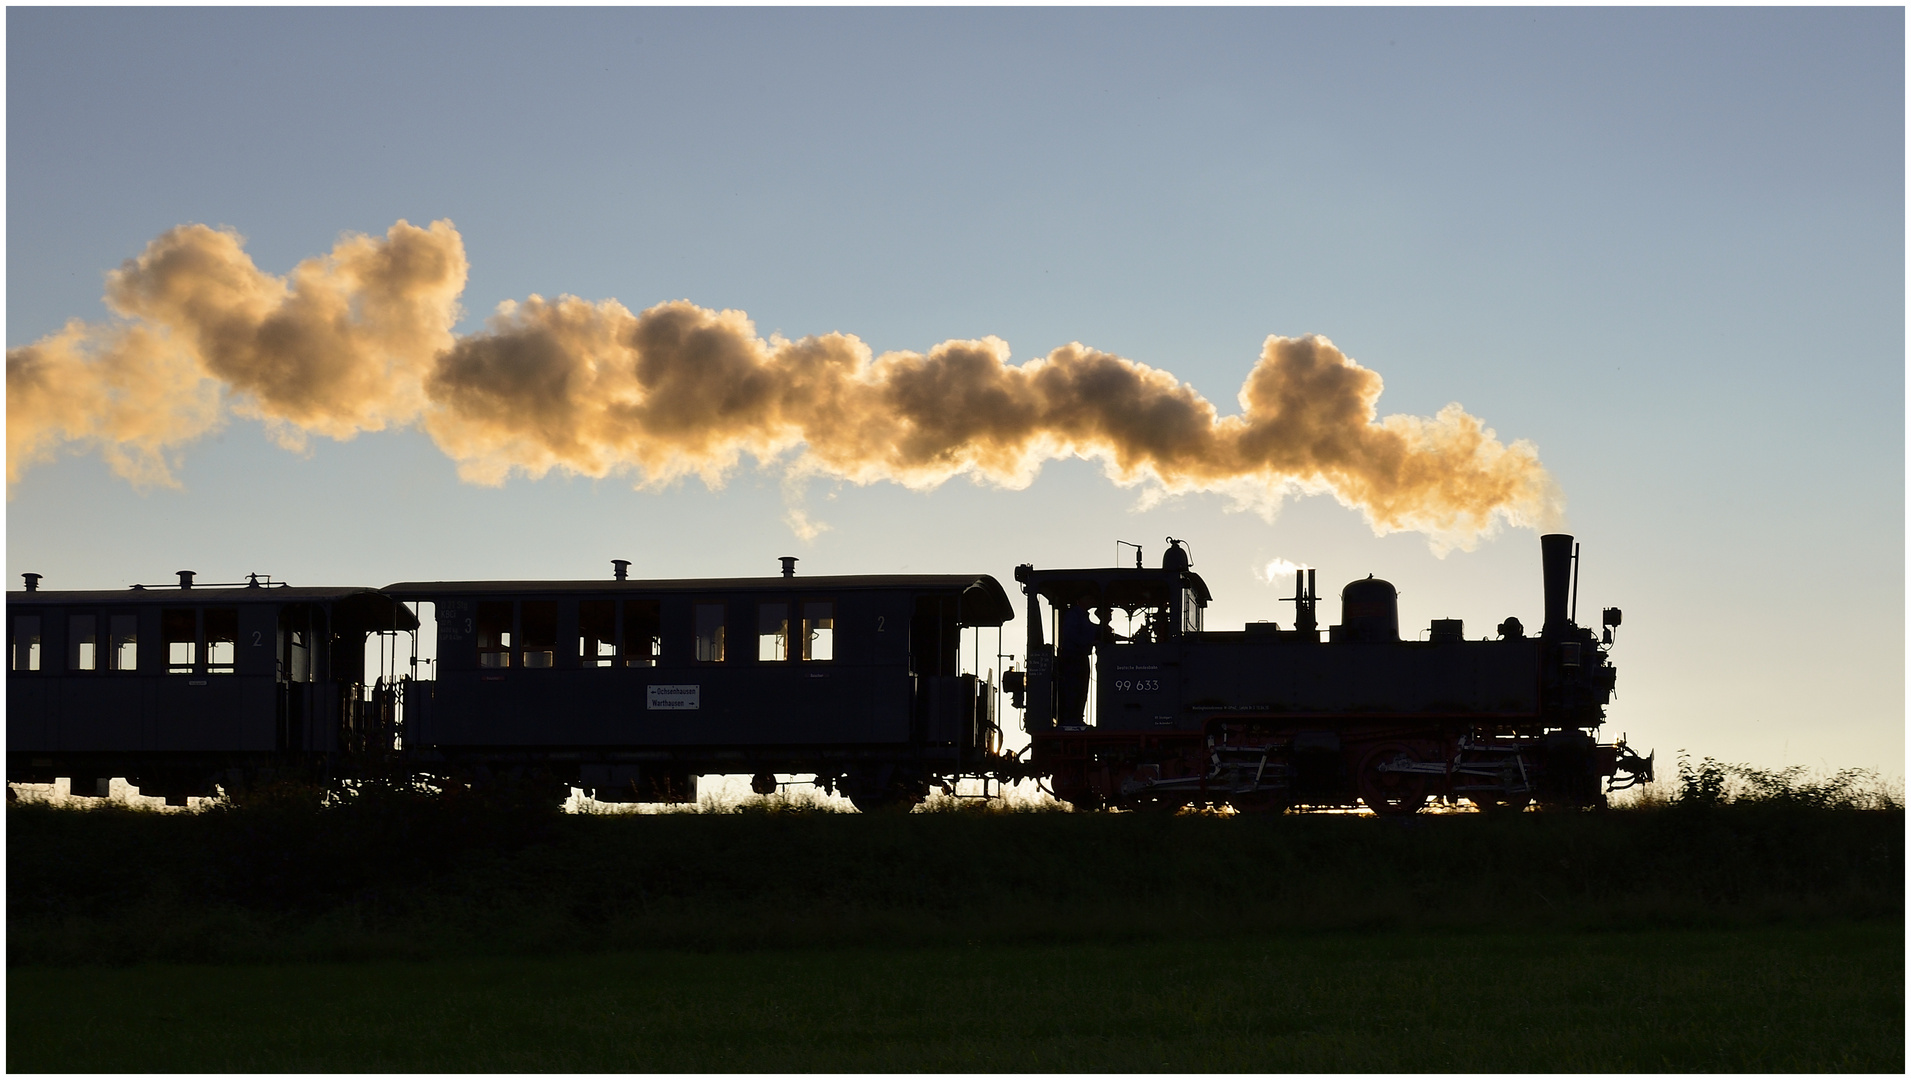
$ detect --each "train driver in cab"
[1057,592,1122,728]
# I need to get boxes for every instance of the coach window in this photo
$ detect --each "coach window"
[110,614,138,671]
[205,608,238,674]
[521,601,558,669]
[68,614,97,671]
[164,608,197,673]
[580,600,616,667]
[477,601,513,669]
[624,600,661,666]
[11,615,41,672]
[758,602,790,661]
[801,601,834,662]
[693,603,726,663]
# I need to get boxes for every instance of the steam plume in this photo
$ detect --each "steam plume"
[6,220,465,486]
[9,219,1562,549]
[1258,557,1311,585]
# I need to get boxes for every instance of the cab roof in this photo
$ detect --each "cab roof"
[1014,565,1212,611]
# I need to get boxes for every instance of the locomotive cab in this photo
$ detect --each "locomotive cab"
[1013,540,1212,733]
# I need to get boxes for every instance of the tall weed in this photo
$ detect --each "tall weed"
[1674,752,1902,811]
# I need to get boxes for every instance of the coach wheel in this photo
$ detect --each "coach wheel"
[845,764,925,814]
[1357,745,1427,816]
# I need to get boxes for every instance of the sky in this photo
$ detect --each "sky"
[6,7,1904,780]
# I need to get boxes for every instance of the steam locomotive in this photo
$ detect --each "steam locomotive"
[1012,533,1651,813]
[5,534,1650,812]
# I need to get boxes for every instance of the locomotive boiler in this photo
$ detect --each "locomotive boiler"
[1009,533,1652,813]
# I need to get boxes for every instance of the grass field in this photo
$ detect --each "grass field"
[9,792,1902,1071]
[10,922,1900,1072]
[11,796,1903,964]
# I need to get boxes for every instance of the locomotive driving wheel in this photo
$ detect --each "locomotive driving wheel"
[1357,744,1428,816]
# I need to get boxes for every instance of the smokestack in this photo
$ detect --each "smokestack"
[177,569,195,590]
[779,556,798,578]
[1540,534,1574,635]
[612,559,630,581]
[21,573,40,592]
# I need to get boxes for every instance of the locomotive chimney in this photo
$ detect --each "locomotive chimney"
[612,559,630,581]
[779,556,798,578]
[1540,533,1574,634]
[21,573,40,593]
[177,570,195,590]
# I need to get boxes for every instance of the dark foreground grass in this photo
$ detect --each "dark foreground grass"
[10,798,1902,965]
[9,922,1900,1072]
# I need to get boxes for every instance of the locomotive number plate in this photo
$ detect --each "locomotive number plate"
[647,684,701,710]
[1113,679,1161,693]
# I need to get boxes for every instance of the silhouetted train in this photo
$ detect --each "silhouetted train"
[6,534,1650,812]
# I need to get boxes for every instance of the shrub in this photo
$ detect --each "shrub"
[1674,752,1902,811]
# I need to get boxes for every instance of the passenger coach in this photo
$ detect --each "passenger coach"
[6,571,415,804]
[388,561,1015,810]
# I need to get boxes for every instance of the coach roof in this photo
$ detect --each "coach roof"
[4,585,418,630]
[381,574,1015,626]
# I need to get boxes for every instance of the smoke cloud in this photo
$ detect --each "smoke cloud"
[9,219,1562,549]
[1258,557,1311,586]
[6,219,466,487]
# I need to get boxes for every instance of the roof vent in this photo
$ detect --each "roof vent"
[780,556,798,578]
[21,573,40,593]
[177,570,195,590]
[612,559,631,581]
